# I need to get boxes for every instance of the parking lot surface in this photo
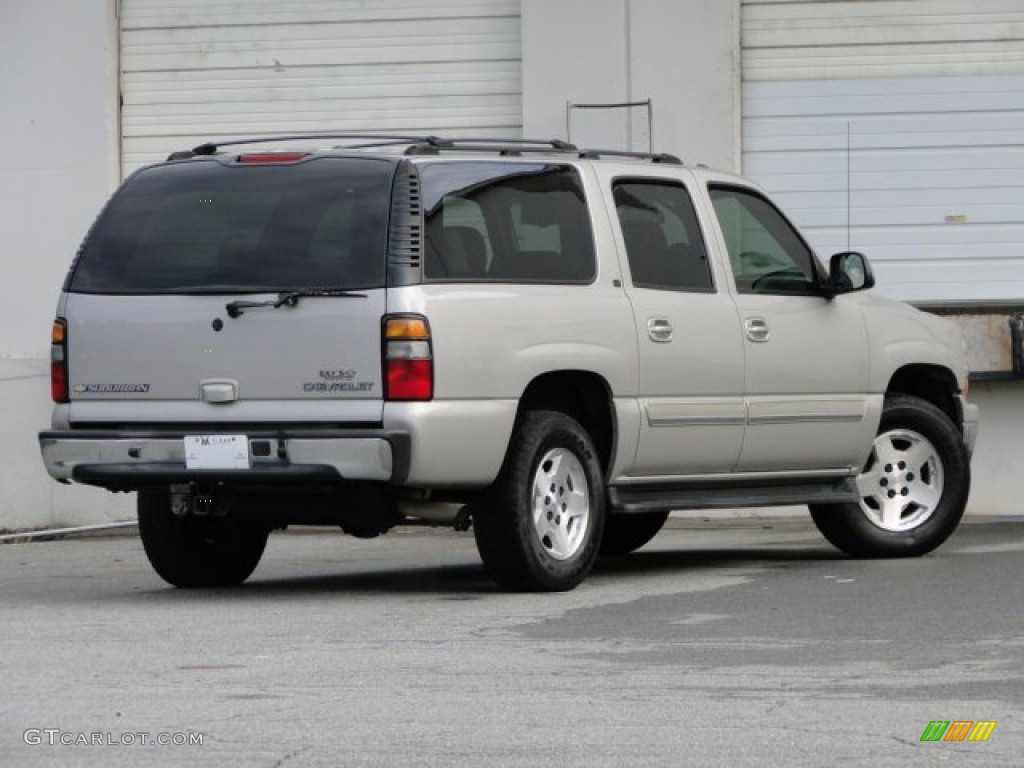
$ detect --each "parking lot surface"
[2,516,1021,767]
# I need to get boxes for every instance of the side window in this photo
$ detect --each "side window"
[613,180,714,293]
[422,163,595,283]
[709,186,820,295]
[434,197,494,278]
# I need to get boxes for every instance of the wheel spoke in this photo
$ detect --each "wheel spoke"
[903,439,935,472]
[879,497,906,529]
[552,522,573,556]
[856,464,884,497]
[872,436,902,467]
[910,482,941,512]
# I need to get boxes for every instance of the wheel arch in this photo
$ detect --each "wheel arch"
[514,370,616,474]
[885,364,960,423]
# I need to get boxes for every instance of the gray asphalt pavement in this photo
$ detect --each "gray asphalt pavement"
[1,516,1021,767]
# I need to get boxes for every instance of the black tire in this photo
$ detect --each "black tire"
[600,511,670,556]
[473,410,605,592]
[809,394,970,557]
[137,490,269,588]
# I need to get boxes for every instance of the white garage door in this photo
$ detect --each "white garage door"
[120,0,522,175]
[741,0,1024,304]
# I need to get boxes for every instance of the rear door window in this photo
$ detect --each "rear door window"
[421,163,595,283]
[613,180,714,293]
[68,157,395,293]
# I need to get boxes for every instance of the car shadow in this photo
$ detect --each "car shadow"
[132,543,846,600]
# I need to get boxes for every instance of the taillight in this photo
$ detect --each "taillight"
[50,318,68,403]
[383,315,433,401]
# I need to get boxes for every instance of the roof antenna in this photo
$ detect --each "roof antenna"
[846,121,852,252]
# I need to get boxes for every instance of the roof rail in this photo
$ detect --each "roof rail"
[166,134,448,160]
[400,137,681,163]
[164,133,683,165]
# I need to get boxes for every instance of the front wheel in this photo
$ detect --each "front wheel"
[473,410,605,591]
[810,394,970,557]
[138,490,270,588]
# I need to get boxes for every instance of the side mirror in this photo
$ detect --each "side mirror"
[826,251,875,297]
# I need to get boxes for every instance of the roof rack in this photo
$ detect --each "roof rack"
[165,134,683,165]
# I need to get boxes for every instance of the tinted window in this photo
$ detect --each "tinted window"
[614,180,714,293]
[421,163,595,283]
[709,186,820,295]
[69,157,394,293]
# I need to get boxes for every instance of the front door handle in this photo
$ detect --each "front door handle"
[745,317,770,343]
[647,318,673,343]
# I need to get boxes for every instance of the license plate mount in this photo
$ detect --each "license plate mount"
[184,435,251,470]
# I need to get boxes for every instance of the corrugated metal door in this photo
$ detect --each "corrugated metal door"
[119,0,522,175]
[741,0,1024,303]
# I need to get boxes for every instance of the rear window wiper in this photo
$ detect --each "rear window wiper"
[226,289,367,319]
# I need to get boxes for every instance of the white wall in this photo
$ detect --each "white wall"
[0,1,130,529]
[961,382,1024,517]
[521,0,740,171]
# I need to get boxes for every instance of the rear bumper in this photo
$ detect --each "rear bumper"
[39,428,410,491]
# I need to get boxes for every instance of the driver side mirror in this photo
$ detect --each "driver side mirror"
[826,251,875,297]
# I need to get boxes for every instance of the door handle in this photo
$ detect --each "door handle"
[647,318,673,343]
[745,318,770,343]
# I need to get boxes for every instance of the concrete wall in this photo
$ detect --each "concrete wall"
[0,1,130,530]
[521,0,740,170]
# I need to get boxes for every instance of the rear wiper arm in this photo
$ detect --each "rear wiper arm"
[225,289,367,319]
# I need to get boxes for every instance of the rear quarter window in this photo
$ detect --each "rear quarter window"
[68,157,395,294]
[421,163,595,283]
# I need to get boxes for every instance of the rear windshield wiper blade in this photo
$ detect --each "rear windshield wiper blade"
[226,289,367,319]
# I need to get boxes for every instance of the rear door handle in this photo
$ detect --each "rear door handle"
[647,318,673,343]
[745,318,770,343]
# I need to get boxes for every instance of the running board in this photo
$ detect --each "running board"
[607,480,858,515]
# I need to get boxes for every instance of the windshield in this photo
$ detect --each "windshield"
[68,156,395,294]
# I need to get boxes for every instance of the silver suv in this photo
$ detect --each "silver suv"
[39,136,978,591]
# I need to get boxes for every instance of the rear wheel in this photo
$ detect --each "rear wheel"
[473,410,605,591]
[137,490,269,587]
[810,394,970,557]
[600,511,670,556]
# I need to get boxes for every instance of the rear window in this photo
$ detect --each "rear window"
[421,163,595,283]
[68,157,395,294]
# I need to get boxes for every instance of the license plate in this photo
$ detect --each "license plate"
[184,435,251,470]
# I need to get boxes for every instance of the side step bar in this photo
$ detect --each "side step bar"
[607,480,858,515]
